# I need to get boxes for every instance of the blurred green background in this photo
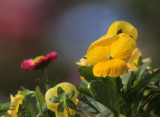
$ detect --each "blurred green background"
[0,0,160,102]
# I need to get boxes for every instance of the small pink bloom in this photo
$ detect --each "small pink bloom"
[21,52,58,70]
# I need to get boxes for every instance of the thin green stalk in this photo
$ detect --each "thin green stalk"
[41,69,50,90]
[34,92,43,115]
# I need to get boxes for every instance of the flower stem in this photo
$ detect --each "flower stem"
[41,69,50,90]
[64,99,71,117]
[34,92,43,115]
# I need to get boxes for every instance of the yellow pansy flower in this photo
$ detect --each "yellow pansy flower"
[45,82,78,117]
[106,21,138,41]
[2,94,24,117]
[128,48,151,71]
[87,33,136,77]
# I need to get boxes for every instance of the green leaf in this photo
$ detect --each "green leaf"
[37,114,45,117]
[2,113,11,117]
[122,72,136,91]
[0,102,11,117]
[17,104,33,117]
[77,88,91,97]
[75,110,87,117]
[77,66,94,81]
[67,90,75,100]
[137,56,143,67]
[49,96,61,103]
[16,87,36,117]
[35,86,45,115]
[147,84,160,91]
[57,87,65,97]
[80,79,89,88]
[42,103,55,117]
[19,87,34,96]
[0,102,10,111]
[36,79,58,88]
[66,100,77,110]
[89,79,125,115]
[57,102,64,115]
[134,69,160,94]
[116,77,123,94]
[77,94,100,113]
[133,60,152,87]
[96,109,113,117]
[150,69,160,81]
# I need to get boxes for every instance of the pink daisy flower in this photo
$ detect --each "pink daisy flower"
[21,52,58,70]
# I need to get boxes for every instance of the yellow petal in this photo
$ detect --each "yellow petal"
[7,94,23,117]
[76,58,88,66]
[119,114,126,117]
[93,59,127,77]
[87,35,120,65]
[142,58,151,63]
[45,82,78,113]
[89,34,118,47]
[87,46,111,65]
[110,33,136,62]
[127,48,142,71]
[106,21,138,41]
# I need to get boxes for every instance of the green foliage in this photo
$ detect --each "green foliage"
[49,96,61,103]
[2,51,160,117]
[78,79,91,97]
[66,90,75,100]
[138,56,143,65]
[42,104,55,117]
[66,100,77,110]
[19,88,36,117]
[133,60,152,87]
[36,79,58,88]
[35,86,45,115]
[17,104,32,117]
[77,66,95,82]
[48,86,77,116]
[96,109,113,117]
[78,93,100,114]
[57,87,65,97]
[57,102,64,115]
[0,102,11,117]
[77,59,160,117]
[89,78,125,116]
[75,110,87,117]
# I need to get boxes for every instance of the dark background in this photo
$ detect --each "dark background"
[0,0,160,102]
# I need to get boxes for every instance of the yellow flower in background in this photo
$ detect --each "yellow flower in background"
[2,94,24,117]
[87,33,136,77]
[127,48,142,71]
[106,21,138,41]
[128,48,151,71]
[76,57,89,80]
[45,82,78,117]
[119,114,126,117]
[76,57,89,66]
